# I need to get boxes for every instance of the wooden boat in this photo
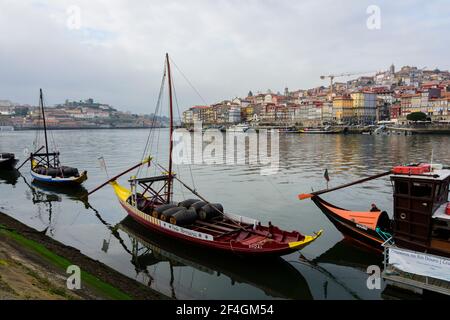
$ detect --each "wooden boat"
[311,196,392,251]
[29,89,87,186]
[300,164,450,257]
[0,153,18,170]
[97,54,322,257]
[112,181,321,256]
[299,126,340,134]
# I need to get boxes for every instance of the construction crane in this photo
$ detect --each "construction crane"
[320,70,378,98]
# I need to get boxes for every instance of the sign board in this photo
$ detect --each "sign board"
[388,247,450,282]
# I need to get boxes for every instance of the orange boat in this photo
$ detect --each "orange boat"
[311,196,392,251]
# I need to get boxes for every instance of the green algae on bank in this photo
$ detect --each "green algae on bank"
[0,225,131,300]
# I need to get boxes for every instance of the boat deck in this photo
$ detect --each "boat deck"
[187,216,300,243]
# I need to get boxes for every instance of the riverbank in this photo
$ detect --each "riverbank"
[0,212,169,300]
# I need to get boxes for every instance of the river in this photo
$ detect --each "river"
[1,129,449,299]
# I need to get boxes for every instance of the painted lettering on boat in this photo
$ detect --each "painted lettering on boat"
[356,223,368,231]
[160,221,214,241]
[249,239,268,249]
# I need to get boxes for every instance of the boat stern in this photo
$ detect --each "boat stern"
[288,230,323,251]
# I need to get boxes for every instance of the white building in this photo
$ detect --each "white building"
[228,106,241,123]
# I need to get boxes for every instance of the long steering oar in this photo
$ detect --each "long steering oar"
[298,170,392,200]
[17,146,44,171]
[87,157,152,196]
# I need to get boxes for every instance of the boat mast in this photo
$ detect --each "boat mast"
[39,88,50,167]
[166,53,174,203]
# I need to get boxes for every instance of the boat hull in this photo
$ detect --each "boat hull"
[0,157,18,170]
[112,181,321,257]
[30,169,88,186]
[120,200,311,256]
[311,196,385,251]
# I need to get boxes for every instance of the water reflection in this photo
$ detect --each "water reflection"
[313,238,382,269]
[0,169,20,186]
[20,176,90,236]
[117,217,313,300]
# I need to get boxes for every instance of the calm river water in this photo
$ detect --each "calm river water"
[1,129,450,299]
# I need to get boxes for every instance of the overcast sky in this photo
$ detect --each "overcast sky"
[1,0,449,114]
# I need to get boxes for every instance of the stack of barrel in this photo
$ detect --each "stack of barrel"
[152,199,224,226]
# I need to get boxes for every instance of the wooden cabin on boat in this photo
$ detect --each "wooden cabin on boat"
[390,165,450,258]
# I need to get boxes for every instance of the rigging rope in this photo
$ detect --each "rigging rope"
[171,62,197,192]
[169,57,209,106]
[137,64,167,177]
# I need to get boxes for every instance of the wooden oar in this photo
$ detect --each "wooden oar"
[298,170,392,200]
[16,146,44,170]
[87,157,152,196]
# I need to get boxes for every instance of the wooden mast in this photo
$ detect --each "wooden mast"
[166,53,174,203]
[39,88,50,167]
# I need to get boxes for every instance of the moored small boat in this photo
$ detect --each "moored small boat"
[30,165,88,186]
[29,89,87,187]
[299,126,340,134]
[112,181,322,256]
[0,153,18,170]
[227,123,249,132]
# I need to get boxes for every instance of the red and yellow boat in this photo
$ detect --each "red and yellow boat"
[90,54,322,257]
[112,180,322,256]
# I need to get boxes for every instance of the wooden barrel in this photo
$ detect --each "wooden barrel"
[170,208,198,226]
[198,203,224,220]
[160,207,186,222]
[178,199,200,208]
[190,201,207,212]
[153,204,177,219]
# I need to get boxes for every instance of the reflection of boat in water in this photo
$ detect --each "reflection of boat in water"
[117,216,313,300]
[20,175,89,236]
[313,238,382,269]
[31,180,88,204]
[0,169,20,185]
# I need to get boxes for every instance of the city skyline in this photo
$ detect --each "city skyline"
[1,1,449,114]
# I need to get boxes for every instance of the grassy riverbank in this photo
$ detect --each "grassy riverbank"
[0,212,169,300]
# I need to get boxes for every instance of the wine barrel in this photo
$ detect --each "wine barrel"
[46,168,59,178]
[61,166,79,177]
[198,203,224,221]
[153,204,177,219]
[190,201,207,212]
[170,208,198,226]
[178,199,200,208]
[160,207,186,222]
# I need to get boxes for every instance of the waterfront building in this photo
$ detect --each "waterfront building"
[228,106,241,123]
[332,95,353,124]
[390,103,402,121]
[350,92,377,124]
